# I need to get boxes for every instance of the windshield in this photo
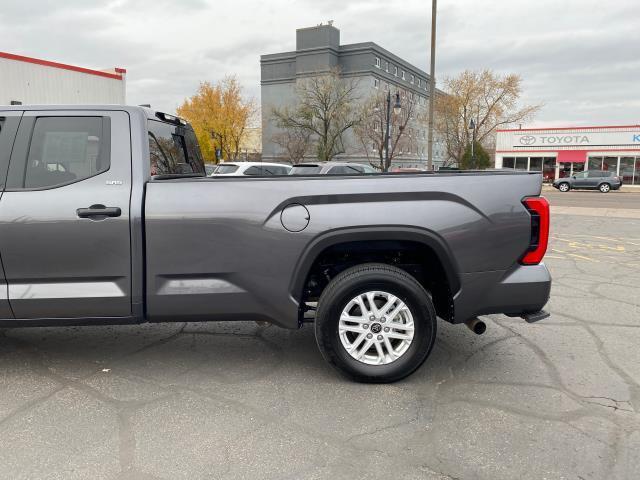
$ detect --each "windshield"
[290,165,323,175]
[215,164,240,174]
[148,120,205,176]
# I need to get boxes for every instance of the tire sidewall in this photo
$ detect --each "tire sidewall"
[316,268,436,382]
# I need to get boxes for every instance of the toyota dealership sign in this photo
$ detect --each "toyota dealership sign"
[495,127,640,150]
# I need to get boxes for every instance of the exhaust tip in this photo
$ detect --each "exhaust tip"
[465,318,487,335]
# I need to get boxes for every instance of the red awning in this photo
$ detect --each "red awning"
[557,150,586,163]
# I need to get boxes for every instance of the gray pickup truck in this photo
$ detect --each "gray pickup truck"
[0,105,551,382]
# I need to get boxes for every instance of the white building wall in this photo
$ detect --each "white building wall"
[0,57,125,105]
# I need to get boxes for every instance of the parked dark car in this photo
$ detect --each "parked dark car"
[0,105,551,383]
[553,170,622,193]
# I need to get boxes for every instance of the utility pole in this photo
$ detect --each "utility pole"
[426,0,437,171]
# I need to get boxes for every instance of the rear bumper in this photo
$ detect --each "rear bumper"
[452,264,551,324]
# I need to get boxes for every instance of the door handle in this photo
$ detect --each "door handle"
[77,204,122,219]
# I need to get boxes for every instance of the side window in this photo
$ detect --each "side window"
[0,115,22,189]
[588,170,603,178]
[23,117,109,189]
[328,165,364,175]
[243,166,262,176]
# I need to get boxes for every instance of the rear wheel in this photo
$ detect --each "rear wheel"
[315,263,437,383]
[558,182,570,192]
[599,183,611,193]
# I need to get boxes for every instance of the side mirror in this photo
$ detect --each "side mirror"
[571,175,576,179]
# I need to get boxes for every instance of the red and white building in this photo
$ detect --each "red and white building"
[495,125,640,186]
[0,51,126,106]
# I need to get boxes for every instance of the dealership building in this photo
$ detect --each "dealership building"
[0,51,126,105]
[495,125,640,185]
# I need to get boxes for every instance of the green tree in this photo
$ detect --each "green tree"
[460,141,491,170]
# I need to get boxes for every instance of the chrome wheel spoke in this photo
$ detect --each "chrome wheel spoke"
[386,331,412,341]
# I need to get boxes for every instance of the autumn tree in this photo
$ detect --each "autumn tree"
[354,90,420,171]
[272,69,360,162]
[435,70,541,165]
[271,128,311,164]
[177,77,257,163]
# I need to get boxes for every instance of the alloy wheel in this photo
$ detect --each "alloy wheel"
[338,291,415,365]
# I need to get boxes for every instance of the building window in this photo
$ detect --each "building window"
[375,57,381,68]
[411,74,415,84]
[588,156,603,171]
[620,157,638,184]
[529,157,543,171]
[394,66,398,76]
[385,61,389,72]
[603,156,618,173]
[384,82,389,91]
[402,70,406,80]
[502,157,516,169]
[417,79,421,88]
[373,78,379,89]
[515,158,527,170]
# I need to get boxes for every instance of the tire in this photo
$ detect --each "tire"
[315,263,437,383]
[558,182,570,192]
[599,183,611,193]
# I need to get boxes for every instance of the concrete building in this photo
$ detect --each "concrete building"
[0,51,126,106]
[260,24,446,168]
[495,125,640,185]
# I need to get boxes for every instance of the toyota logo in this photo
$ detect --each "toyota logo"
[519,135,536,146]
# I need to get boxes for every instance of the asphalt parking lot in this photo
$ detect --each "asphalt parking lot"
[0,212,639,479]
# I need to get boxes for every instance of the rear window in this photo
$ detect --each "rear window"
[215,164,239,174]
[290,165,322,175]
[148,120,204,176]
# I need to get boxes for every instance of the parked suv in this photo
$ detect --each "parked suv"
[553,170,622,193]
[211,162,291,176]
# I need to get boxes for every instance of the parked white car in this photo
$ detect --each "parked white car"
[211,162,291,176]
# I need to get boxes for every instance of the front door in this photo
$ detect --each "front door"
[0,111,132,319]
[0,111,23,319]
[572,171,590,188]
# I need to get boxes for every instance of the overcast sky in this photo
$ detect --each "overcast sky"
[1,0,638,126]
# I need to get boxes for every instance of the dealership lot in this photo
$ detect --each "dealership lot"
[0,214,638,479]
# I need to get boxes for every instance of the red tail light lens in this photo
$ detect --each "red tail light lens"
[520,197,550,265]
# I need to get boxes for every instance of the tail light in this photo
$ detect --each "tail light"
[520,197,550,265]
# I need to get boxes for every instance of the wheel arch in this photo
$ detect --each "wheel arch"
[290,227,460,320]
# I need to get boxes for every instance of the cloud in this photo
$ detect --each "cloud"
[1,0,637,125]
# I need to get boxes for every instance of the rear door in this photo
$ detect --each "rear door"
[0,111,23,319]
[0,110,133,319]
[587,170,604,188]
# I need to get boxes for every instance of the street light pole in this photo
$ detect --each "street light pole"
[383,92,403,172]
[384,91,391,171]
[426,0,437,171]
[469,119,476,167]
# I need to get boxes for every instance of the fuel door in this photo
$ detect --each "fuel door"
[281,203,310,232]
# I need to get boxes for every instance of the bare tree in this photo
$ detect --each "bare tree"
[435,69,541,165]
[272,128,311,164]
[272,69,360,162]
[354,90,419,171]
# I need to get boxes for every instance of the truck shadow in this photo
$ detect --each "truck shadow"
[0,319,506,388]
